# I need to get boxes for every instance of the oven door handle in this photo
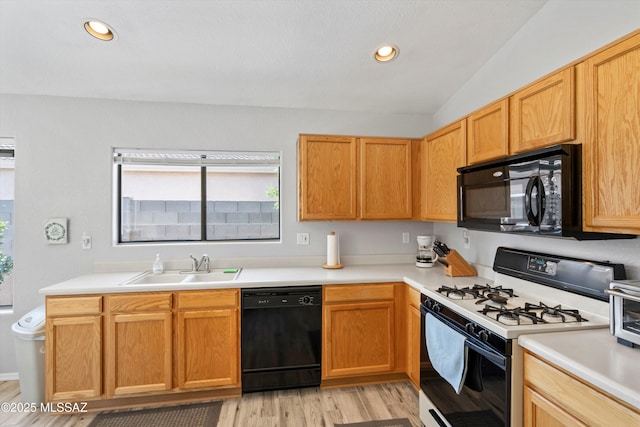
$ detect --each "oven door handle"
[465,340,506,369]
[422,303,507,369]
[605,288,640,303]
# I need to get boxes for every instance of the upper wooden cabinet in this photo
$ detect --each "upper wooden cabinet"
[510,67,575,153]
[299,134,358,220]
[467,98,509,164]
[360,138,412,219]
[422,120,467,222]
[299,134,413,221]
[582,32,640,234]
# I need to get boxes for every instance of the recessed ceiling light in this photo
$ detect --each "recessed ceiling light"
[84,19,115,41]
[374,45,399,62]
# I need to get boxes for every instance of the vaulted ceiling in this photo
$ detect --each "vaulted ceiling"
[0,0,547,114]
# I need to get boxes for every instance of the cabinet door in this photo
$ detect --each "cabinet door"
[406,303,421,390]
[322,301,394,378]
[582,32,640,233]
[45,315,102,401]
[176,308,239,389]
[360,138,412,219]
[299,134,358,220]
[106,311,173,396]
[524,385,587,427]
[510,67,575,153]
[467,98,509,164]
[424,120,467,221]
[524,351,640,426]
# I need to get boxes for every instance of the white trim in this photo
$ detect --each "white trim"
[0,372,19,381]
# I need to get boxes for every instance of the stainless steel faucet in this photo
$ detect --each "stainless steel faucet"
[188,254,210,273]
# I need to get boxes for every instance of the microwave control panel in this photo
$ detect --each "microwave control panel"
[527,256,558,276]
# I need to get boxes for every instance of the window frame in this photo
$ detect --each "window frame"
[114,148,281,244]
[0,139,15,307]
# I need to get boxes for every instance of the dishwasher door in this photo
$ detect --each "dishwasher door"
[241,286,322,392]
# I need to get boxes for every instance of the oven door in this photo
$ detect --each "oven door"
[607,283,640,347]
[420,303,509,427]
[458,159,543,233]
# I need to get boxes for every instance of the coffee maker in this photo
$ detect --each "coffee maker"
[416,235,439,268]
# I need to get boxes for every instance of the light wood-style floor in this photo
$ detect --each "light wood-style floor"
[0,380,420,427]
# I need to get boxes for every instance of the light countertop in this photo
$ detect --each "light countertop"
[39,263,639,410]
[38,263,485,296]
[519,329,640,410]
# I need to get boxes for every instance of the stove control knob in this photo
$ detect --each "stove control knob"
[478,330,489,342]
[465,323,475,334]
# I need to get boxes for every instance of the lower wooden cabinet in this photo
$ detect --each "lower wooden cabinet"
[322,283,405,382]
[175,290,240,389]
[523,351,640,426]
[45,296,103,401]
[105,293,173,396]
[405,286,421,390]
[45,289,241,405]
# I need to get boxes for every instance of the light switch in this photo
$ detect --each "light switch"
[82,233,92,249]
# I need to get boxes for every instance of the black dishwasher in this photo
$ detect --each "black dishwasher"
[241,286,322,393]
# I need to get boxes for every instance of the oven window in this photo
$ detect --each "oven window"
[622,298,640,335]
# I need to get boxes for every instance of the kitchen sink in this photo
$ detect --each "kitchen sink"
[120,269,242,286]
[180,270,241,283]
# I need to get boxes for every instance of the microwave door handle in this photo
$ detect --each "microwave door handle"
[524,176,545,226]
[605,288,640,303]
[459,186,464,222]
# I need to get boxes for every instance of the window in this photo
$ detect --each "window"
[114,149,280,243]
[0,139,15,307]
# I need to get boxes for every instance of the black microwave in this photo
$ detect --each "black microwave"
[457,144,633,240]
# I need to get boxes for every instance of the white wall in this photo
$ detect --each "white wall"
[435,0,640,127]
[0,94,434,375]
[433,1,640,277]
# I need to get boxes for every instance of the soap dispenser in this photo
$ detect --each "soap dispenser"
[152,254,164,274]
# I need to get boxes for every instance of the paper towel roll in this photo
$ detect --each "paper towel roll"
[327,232,339,266]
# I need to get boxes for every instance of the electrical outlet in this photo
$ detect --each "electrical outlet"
[463,230,471,249]
[297,232,310,245]
[402,232,410,244]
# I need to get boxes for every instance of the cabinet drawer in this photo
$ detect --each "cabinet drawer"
[324,283,396,303]
[177,289,239,310]
[107,293,172,312]
[46,296,102,316]
[406,286,421,308]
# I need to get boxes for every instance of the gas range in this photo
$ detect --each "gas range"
[418,247,627,427]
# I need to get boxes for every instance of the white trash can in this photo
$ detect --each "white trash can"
[11,305,46,404]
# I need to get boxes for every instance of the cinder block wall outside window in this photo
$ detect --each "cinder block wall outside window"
[122,198,279,241]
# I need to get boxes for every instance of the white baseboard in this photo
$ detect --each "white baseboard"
[0,372,19,381]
